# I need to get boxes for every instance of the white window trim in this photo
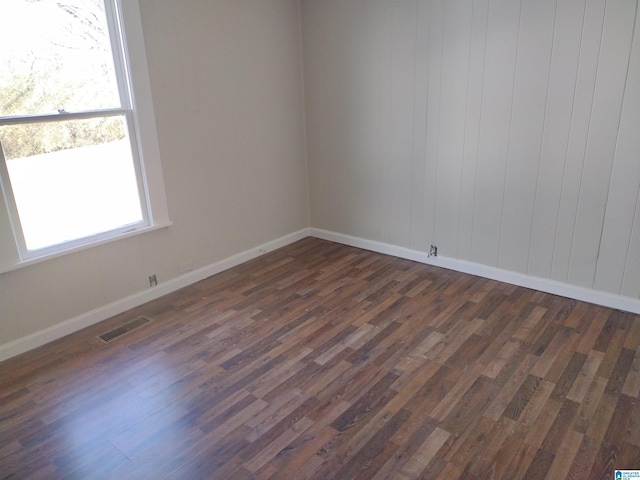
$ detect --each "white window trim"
[0,0,170,273]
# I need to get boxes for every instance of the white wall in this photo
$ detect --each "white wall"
[302,0,640,301]
[0,0,308,348]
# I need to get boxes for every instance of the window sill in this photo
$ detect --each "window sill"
[0,221,172,275]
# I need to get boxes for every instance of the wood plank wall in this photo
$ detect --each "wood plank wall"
[302,0,640,299]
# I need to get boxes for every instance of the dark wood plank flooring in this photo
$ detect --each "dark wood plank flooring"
[1,237,639,479]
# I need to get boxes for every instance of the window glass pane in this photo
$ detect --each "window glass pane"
[0,0,120,116]
[0,116,144,251]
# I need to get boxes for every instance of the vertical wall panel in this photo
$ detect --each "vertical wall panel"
[622,190,640,299]
[434,0,472,257]
[470,0,521,267]
[594,3,640,293]
[386,2,417,247]
[528,0,586,279]
[458,0,489,261]
[498,0,556,273]
[568,0,637,288]
[551,0,606,282]
[378,2,393,244]
[423,0,444,248]
[409,0,430,250]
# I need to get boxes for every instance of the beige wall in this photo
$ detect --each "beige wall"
[0,0,308,346]
[302,0,640,300]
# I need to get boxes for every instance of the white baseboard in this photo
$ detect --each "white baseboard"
[0,229,310,362]
[309,228,640,315]
[3,226,637,362]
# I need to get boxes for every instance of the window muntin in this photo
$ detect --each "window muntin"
[0,0,150,258]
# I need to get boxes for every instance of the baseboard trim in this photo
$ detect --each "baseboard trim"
[0,228,310,362]
[309,228,640,315]
[4,226,637,362]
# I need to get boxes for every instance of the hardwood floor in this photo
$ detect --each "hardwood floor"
[1,237,639,479]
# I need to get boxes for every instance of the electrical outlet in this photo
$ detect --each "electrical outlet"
[149,274,158,287]
[429,245,438,257]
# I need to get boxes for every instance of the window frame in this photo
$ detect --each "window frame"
[0,0,170,270]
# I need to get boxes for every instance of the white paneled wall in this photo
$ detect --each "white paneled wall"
[303,0,640,300]
[528,0,585,280]
[596,0,640,297]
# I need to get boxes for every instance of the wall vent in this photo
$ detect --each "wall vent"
[99,317,151,342]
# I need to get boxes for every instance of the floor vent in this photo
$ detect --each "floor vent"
[99,317,151,342]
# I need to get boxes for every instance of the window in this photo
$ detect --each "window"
[0,0,168,267]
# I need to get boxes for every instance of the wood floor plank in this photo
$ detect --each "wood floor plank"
[484,354,538,421]
[502,441,539,480]
[465,417,516,477]
[622,345,640,398]
[544,428,584,480]
[243,416,314,473]
[444,415,495,466]
[511,378,555,441]
[327,409,408,480]
[566,349,605,403]
[567,391,618,478]
[1,237,638,479]
[604,347,636,396]
[397,427,450,479]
